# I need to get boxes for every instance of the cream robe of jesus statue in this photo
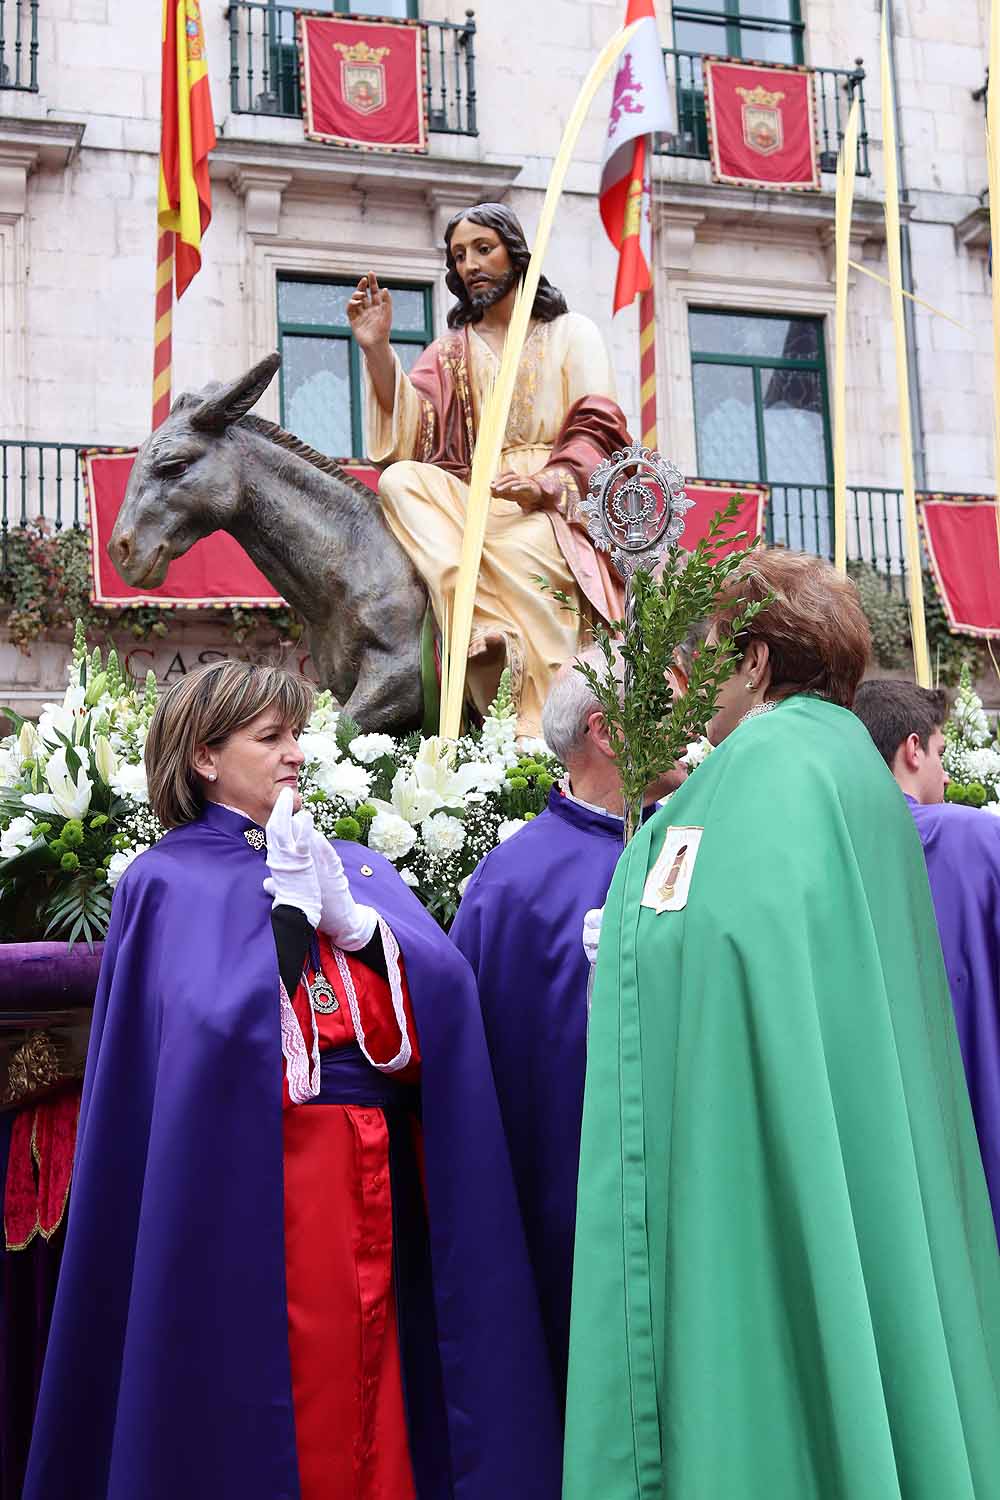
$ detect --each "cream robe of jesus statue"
[364,311,631,736]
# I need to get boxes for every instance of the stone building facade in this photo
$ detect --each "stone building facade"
[0,0,993,710]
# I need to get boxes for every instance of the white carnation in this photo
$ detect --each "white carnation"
[368,810,418,860]
[422,811,467,857]
[349,733,396,765]
[496,817,527,843]
[683,737,712,768]
[106,844,148,888]
[110,760,149,804]
[0,815,36,860]
[398,865,420,887]
[964,747,1000,785]
[314,758,372,804]
[298,730,341,767]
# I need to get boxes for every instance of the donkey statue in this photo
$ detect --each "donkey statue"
[108,354,428,732]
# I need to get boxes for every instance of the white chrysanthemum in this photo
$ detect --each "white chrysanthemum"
[110,760,149,804]
[298,730,341,767]
[422,811,466,857]
[496,817,527,843]
[964,747,1000,785]
[368,810,418,861]
[469,759,507,793]
[349,733,396,765]
[515,735,550,760]
[0,815,36,860]
[398,865,420,888]
[683,737,712,768]
[106,845,149,889]
[314,758,372,804]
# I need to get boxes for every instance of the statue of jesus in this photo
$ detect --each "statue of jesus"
[347,203,631,737]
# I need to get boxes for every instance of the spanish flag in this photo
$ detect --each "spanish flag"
[599,0,672,313]
[158,0,216,299]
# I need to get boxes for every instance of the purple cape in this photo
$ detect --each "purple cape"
[906,794,1000,1244]
[449,788,626,1402]
[23,801,560,1500]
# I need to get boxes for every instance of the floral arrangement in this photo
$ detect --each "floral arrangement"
[942,664,1000,810]
[0,624,562,946]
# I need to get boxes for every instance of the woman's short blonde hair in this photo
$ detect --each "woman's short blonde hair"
[711,548,871,708]
[145,660,314,828]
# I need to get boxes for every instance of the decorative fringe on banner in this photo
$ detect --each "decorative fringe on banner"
[639,288,657,449]
[833,97,860,576]
[880,6,931,687]
[439,18,642,740]
[152,231,174,430]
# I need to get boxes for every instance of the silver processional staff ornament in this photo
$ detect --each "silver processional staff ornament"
[581,442,693,581]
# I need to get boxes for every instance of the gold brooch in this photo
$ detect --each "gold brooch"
[244,828,266,851]
[360,864,373,877]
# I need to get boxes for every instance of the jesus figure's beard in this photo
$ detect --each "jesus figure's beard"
[466,268,519,317]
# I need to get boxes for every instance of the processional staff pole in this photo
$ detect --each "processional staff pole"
[582,440,693,845]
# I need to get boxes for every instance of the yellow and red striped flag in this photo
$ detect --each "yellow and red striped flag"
[153,0,216,427]
[599,0,672,445]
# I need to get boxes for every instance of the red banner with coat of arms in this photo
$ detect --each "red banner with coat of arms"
[703,59,819,191]
[298,14,427,154]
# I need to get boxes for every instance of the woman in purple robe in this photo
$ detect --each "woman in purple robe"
[23,661,560,1500]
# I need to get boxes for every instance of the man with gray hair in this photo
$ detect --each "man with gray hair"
[449,645,685,1411]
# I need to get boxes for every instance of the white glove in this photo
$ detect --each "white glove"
[262,788,322,928]
[310,827,378,952]
[582,906,604,966]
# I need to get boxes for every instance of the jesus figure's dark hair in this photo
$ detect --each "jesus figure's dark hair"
[443,202,569,329]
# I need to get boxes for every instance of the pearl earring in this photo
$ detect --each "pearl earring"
[207,773,217,782]
[746,679,755,691]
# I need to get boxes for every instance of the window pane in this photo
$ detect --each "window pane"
[673,17,727,53]
[742,0,795,20]
[690,311,819,360]
[736,22,798,64]
[282,335,352,456]
[390,288,427,333]
[278,280,353,328]
[348,0,411,15]
[392,341,424,374]
[693,364,759,480]
[761,368,827,481]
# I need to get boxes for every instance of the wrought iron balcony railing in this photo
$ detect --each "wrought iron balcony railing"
[0,0,39,92]
[0,440,915,588]
[660,50,870,178]
[225,2,478,136]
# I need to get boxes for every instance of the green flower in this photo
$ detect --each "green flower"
[35,822,51,836]
[524,812,536,821]
[61,819,85,848]
[945,783,968,805]
[965,781,987,808]
[59,851,80,872]
[507,776,529,793]
[49,838,67,856]
[112,833,132,852]
[536,772,554,793]
[355,803,378,823]
[334,816,362,842]
[89,814,109,829]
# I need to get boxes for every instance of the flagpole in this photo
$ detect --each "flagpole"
[152,229,174,430]
[638,284,657,448]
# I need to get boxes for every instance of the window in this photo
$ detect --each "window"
[268,0,418,115]
[670,2,804,155]
[672,1,804,66]
[277,276,433,459]
[689,309,832,552]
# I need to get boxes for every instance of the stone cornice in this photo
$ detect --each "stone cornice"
[0,115,85,171]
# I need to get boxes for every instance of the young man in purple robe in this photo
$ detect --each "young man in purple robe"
[854,678,1000,1246]
[449,647,686,1405]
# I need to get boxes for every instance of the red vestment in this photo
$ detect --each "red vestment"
[283,935,421,1500]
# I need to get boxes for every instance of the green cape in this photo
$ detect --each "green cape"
[564,696,1000,1499]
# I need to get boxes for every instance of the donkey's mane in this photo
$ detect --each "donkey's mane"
[238,414,377,504]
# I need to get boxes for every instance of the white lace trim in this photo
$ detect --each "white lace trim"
[333,917,412,1074]
[279,977,321,1104]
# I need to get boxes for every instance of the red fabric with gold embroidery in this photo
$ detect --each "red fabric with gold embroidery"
[4,1088,81,1252]
[283,934,421,1500]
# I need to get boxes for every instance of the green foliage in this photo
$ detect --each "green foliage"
[848,561,909,668]
[555,500,766,835]
[922,570,985,687]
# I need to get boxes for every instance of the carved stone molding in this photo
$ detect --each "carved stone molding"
[229,167,294,238]
[0,116,84,220]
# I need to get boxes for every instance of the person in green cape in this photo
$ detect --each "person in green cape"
[564,549,1000,1500]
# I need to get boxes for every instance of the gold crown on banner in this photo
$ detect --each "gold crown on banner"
[334,40,391,64]
[735,83,786,107]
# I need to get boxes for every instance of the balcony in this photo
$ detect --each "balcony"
[0,0,39,92]
[225,2,478,137]
[659,49,870,178]
[0,440,917,590]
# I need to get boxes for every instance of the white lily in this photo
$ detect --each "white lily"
[17,722,37,761]
[37,684,87,747]
[408,736,493,808]
[94,735,118,785]
[23,746,93,819]
[0,815,37,860]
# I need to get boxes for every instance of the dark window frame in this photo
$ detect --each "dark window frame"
[277,273,433,459]
[672,1,805,64]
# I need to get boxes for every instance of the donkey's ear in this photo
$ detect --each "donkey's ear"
[189,353,282,432]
